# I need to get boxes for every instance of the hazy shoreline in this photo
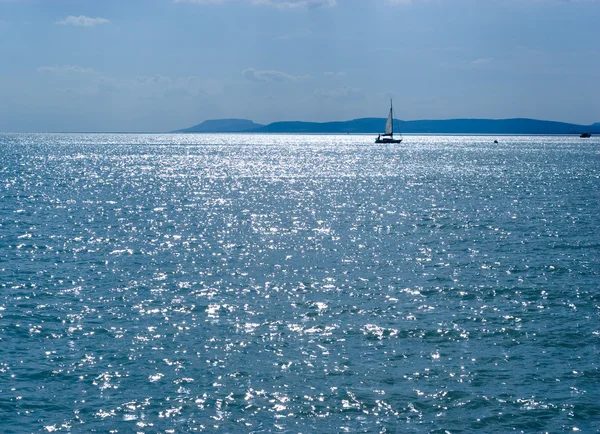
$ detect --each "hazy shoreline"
[173,117,600,135]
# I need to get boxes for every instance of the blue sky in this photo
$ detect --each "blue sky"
[0,0,598,132]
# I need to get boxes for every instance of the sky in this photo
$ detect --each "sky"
[0,0,599,132]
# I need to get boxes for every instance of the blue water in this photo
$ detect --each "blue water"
[0,133,598,433]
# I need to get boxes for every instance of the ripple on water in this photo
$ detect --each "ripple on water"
[0,133,598,433]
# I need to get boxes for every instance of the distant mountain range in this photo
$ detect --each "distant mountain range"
[174,118,600,135]
[176,118,264,133]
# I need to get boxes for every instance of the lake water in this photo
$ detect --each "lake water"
[0,133,598,433]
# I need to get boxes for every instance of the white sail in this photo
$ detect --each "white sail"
[384,107,393,135]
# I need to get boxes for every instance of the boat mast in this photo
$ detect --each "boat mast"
[390,99,393,136]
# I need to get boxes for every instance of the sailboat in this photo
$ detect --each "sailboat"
[375,99,402,144]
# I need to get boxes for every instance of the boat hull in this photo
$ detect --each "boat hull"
[375,138,402,144]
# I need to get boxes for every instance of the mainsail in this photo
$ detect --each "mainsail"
[384,107,393,136]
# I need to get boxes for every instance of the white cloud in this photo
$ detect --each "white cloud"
[471,57,493,65]
[325,71,346,77]
[56,16,109,27]
[243,68,304,82]
[37,65,97,74]
[135,75,172,86]
[37,66,223,100]
[38,66,221,93]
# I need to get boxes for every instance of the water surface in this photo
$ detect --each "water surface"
[0,134,598,432]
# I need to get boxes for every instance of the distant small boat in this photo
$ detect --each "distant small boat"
[494,140,498,144]
[580,132,591,138]
[375,99,402,144]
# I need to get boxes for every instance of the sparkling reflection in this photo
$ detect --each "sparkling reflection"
[0,133,598,432]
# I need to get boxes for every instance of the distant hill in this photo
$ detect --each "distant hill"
[173,118,263,133]
[175,117,600,135]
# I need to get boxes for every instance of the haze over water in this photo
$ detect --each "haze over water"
[0,133,598,433]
